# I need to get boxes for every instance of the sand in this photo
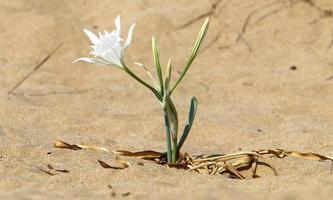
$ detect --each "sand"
[1,0,333,199]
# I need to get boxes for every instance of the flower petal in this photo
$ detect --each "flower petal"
[83,29,100,45]
[115,15,121,38]
[73,57,108,65]
[103,47,122,66]
[124,23,136,50]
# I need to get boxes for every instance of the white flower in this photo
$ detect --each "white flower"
[74,15,135,68]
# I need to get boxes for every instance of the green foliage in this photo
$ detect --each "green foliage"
[103,18,209,164]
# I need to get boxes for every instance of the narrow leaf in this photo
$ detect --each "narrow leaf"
[177,97,198,151]
[166,58,172,81]
[152,37,164,95]
[167,99,178,140]
[171,18,210,94]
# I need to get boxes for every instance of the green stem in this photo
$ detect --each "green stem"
[172,138,178,163]
[123,65,163,101]
[163,108,172,163]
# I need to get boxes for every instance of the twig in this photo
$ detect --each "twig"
[224,164,246,179]
[252,156,259,178]
[8,42,64,95]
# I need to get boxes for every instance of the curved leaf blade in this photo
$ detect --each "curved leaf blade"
[152,37,164,95]
[170,18,210,94]
[177,97,198,151]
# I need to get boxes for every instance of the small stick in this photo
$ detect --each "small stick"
[252,156,258,178]
[8,42,64,95]
[193,151,262,162]
[188,161,218,171]
[211,165,219,175]
[224,163,246,179]
[217,166,226,174]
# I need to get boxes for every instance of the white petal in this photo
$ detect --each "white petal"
[103,48,122,66]
[124,23,136,49]
[73,57,108,65]
[113,42,123,59]
[83,29,100,45]
[115,15,121,38]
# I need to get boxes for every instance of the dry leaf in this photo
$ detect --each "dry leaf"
[76,144,109,153]
[112,150,164,160]
[98,158,131,169]
[111,148,332,179]
[54,140,109,152]
[286,151,333,161]
[54,141,81,150]
[98,160,113,168]
[256,149,333,161]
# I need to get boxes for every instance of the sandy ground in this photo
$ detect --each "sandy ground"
[1,0,333,199]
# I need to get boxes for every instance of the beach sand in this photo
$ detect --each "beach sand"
[0,0,333,199]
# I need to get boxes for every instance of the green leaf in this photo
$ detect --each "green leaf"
[152,37,164,95]
[163,75,178,163]
[167,98,178,141]
[166,58,172,82]
[177,97,198,152]
[170,18,210,94]
[163,78,178,143]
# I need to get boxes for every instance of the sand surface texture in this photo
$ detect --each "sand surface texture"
[1,0,333,199]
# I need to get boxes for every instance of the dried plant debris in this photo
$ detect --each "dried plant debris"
[116,149,332,179]
[53,141,332,178]
[187,151,277,179]
[113,150,164,160]
[255,149,333,161]
[54,141,81,150]
[39,164,69,176]
[54,140,109,153]
[98,157,131,170]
